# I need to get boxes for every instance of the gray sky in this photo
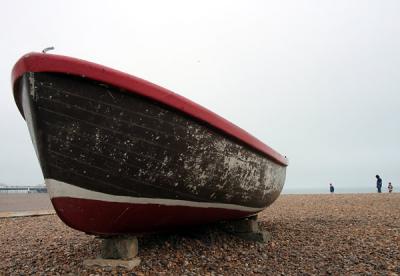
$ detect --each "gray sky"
[1,1,399,192]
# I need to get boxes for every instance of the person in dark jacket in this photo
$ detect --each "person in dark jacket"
[329,183,335,194]
[376,175,382,193]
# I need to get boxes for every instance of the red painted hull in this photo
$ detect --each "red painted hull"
[52,197,253,235]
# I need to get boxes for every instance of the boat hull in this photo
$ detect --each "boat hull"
[15,71,286,235]
[49,179,262,235]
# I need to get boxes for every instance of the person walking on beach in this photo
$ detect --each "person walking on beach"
[329,183,334,194]
[376,175,382,193]
[388,182,393,193]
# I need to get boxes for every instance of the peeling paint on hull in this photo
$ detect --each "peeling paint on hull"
[16,72,286,235]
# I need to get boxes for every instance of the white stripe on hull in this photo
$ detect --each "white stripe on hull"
[45,178,265,213]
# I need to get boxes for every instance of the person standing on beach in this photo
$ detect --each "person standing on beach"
[388,182,393,193]
[376,175,382,193]
[330,183,334,194]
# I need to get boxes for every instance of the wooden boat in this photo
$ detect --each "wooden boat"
[12,53,288,235]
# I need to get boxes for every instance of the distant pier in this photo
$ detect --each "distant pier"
[0,185,47,193]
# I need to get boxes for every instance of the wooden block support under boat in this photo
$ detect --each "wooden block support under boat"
[83,236,140,269]
[220,216,271,243]
[101,236,139,259]
[221,215,260,234]
[234,230,272,243]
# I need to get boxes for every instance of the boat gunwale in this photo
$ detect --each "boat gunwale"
[12,52,288,166]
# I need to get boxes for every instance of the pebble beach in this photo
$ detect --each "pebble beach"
[1,193,399,275]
